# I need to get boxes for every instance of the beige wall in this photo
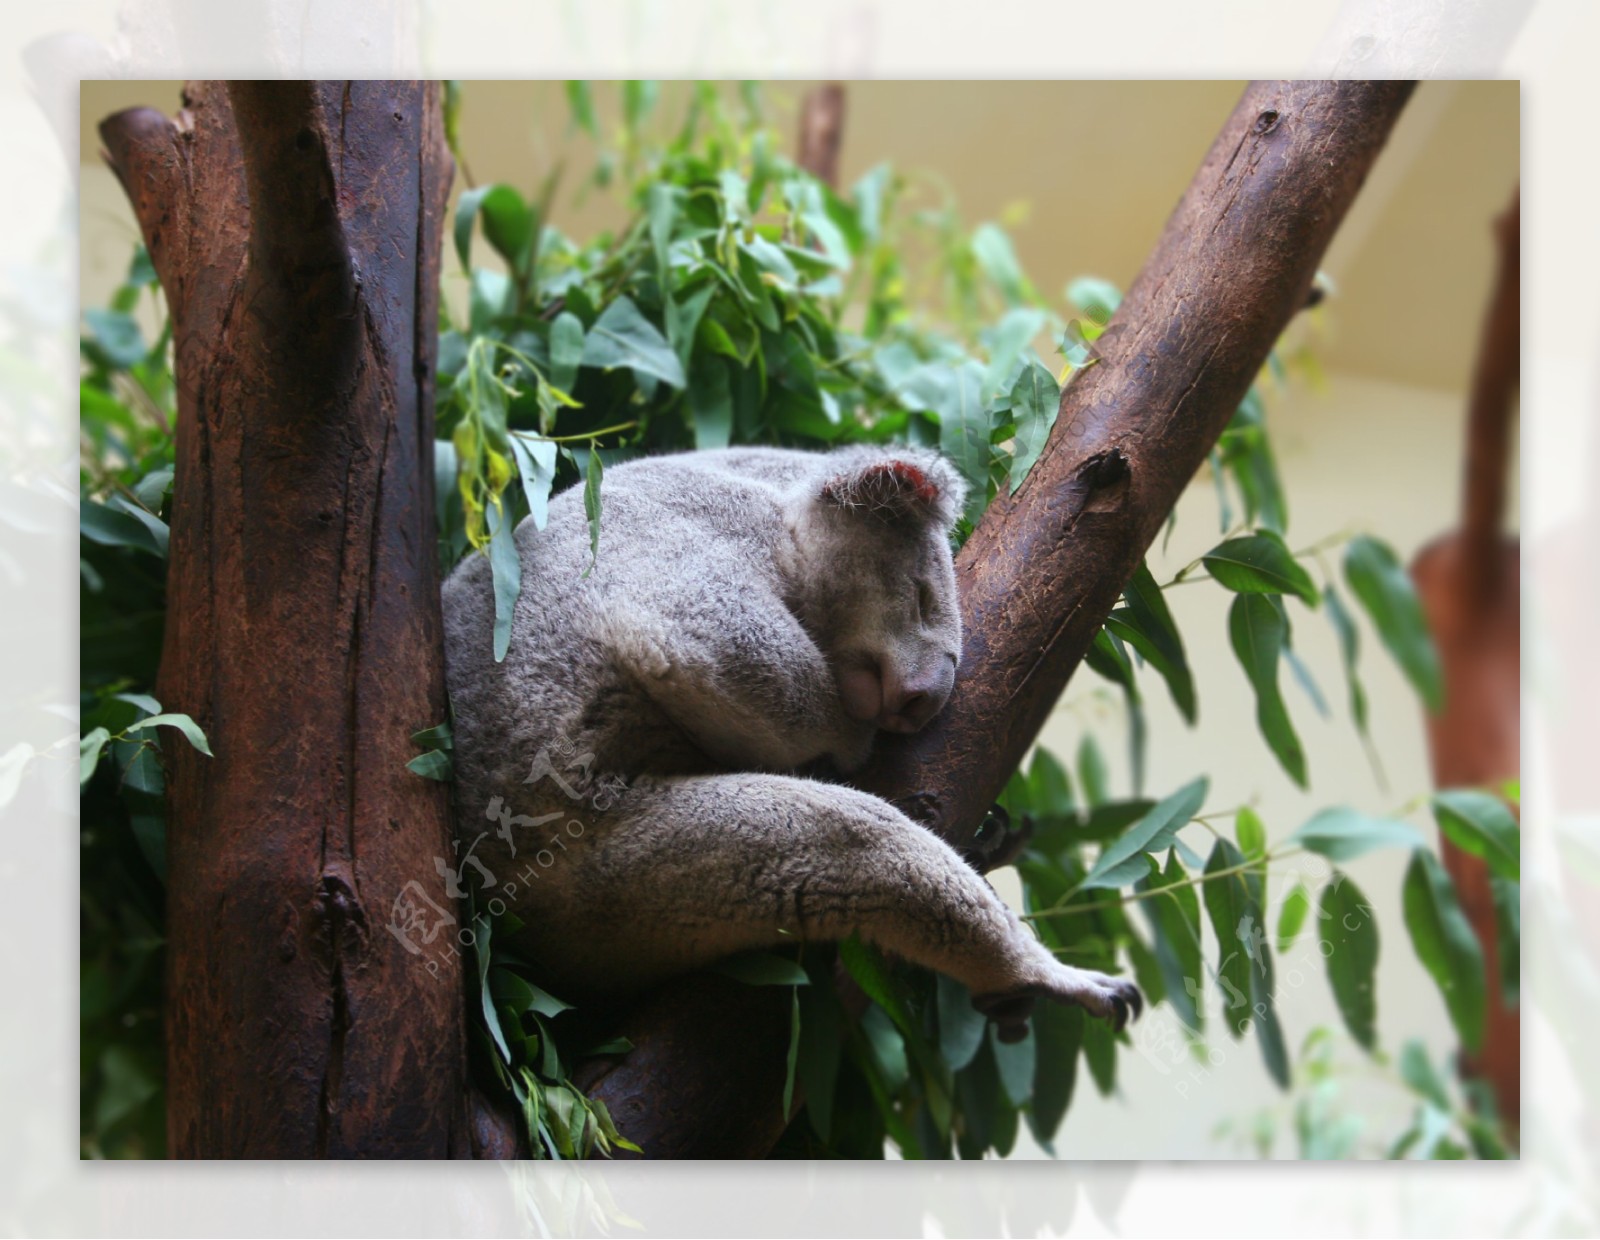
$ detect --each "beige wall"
[78,80,1517,1158]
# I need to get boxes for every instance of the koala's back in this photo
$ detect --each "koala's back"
[443,450,815,799]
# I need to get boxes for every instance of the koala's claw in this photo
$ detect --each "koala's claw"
[974,972,1144,1038]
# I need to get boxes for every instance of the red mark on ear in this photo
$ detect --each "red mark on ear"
[864,460,938,503]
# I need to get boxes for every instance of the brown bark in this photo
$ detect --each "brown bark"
[584,79,1416,1156]
[796,83,847,187]
[1411,185,1521,1130]
[100,81,482,1157]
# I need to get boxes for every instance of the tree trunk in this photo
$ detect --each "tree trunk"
[1410,186,1520,1130]
[582,79,1417,1156]
[99,81,484,1157]
[796,82,847,187]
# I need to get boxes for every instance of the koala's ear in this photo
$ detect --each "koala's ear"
[819,454,966,528]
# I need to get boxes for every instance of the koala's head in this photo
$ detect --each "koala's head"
[787,448,966,755]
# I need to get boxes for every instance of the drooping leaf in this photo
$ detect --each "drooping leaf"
[1077,734,1108,809]
[1432,789,1520,881]
[486,499,521,661]
[1106,560,1196,724]
[1201,838,1254,1039]
[80,727,111,785]
[1081,1008,1117,1097]
[688,353,734,450]
[935,973,986,1071]
[1344,535,1443,712]
[1137,849,1204,1032]
[1490,875,1519,1006]
[1320,871,1380,1051]
[1402,848,1486,1053]
[991,1024,1035,1108]
[797,968,843,1142]
[1005,359,1059,492]
[782,986,802,1118]
[1027,1001,1083,1149]
[926,361,990,524]
[1276,881,1312,954]
[1250,938,1291,1089]
[582,445,603,578]
[1203,532,1319,605]
[508,435,558,531]
[1399,1038,1452,1112]
[548,311,585,396]
[1228,594,1307,788]
[1323,586,1370,735]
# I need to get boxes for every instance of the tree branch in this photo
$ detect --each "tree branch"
[98,105,193,303]
[584,79,1416,1156]
[855,79,1416,855]
[1459,186,1519,599]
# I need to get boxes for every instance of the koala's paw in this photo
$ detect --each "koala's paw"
[974,968,1144,1040]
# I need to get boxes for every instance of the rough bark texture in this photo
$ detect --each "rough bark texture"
[583,79,1416,1156]
[100,81,480,1157]
[1411,186,1520,1130]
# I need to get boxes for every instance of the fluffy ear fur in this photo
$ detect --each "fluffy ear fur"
[818,450,966,528]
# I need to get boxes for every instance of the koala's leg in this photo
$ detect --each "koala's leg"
[570,773,1140,1033]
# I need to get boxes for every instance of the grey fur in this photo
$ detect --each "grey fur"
[441,445,1140,1034]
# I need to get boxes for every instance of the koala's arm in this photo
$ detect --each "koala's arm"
[538,774,1140,1035]
[603,576,862,772]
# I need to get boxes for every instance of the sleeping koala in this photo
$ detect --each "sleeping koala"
[440,446,1140,1038]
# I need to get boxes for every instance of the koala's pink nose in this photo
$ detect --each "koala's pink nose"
[878,664,954,733]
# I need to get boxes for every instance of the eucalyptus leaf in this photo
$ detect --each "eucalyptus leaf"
[1228,594,1307,788]
[582,445,604,578]
[935,973,986,1071]
[1432,789,1519,881]
[581,296,685,389]
[1080,777,1206,890]
[1137,848,1204,1032]
[1276,881,1311,953]
[1005,359,1059,492]
[1320,871,1380,1051]
[1204,532,1319,605]
[1344,535,1443,711]
[712,951,810,987]
[80,727,110,785]
[126,712,213,757]
[1202,838,1254,1038]
[486,500,521,662]
[1403,848,1486,1053]
[548,312,585,395]
[1290,806,1423,861]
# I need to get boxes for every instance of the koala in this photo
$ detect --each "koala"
[440,445,1141,1039]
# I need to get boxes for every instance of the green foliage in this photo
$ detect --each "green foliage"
[78,82,1517,1162]
[1216,1027,1510,1160]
